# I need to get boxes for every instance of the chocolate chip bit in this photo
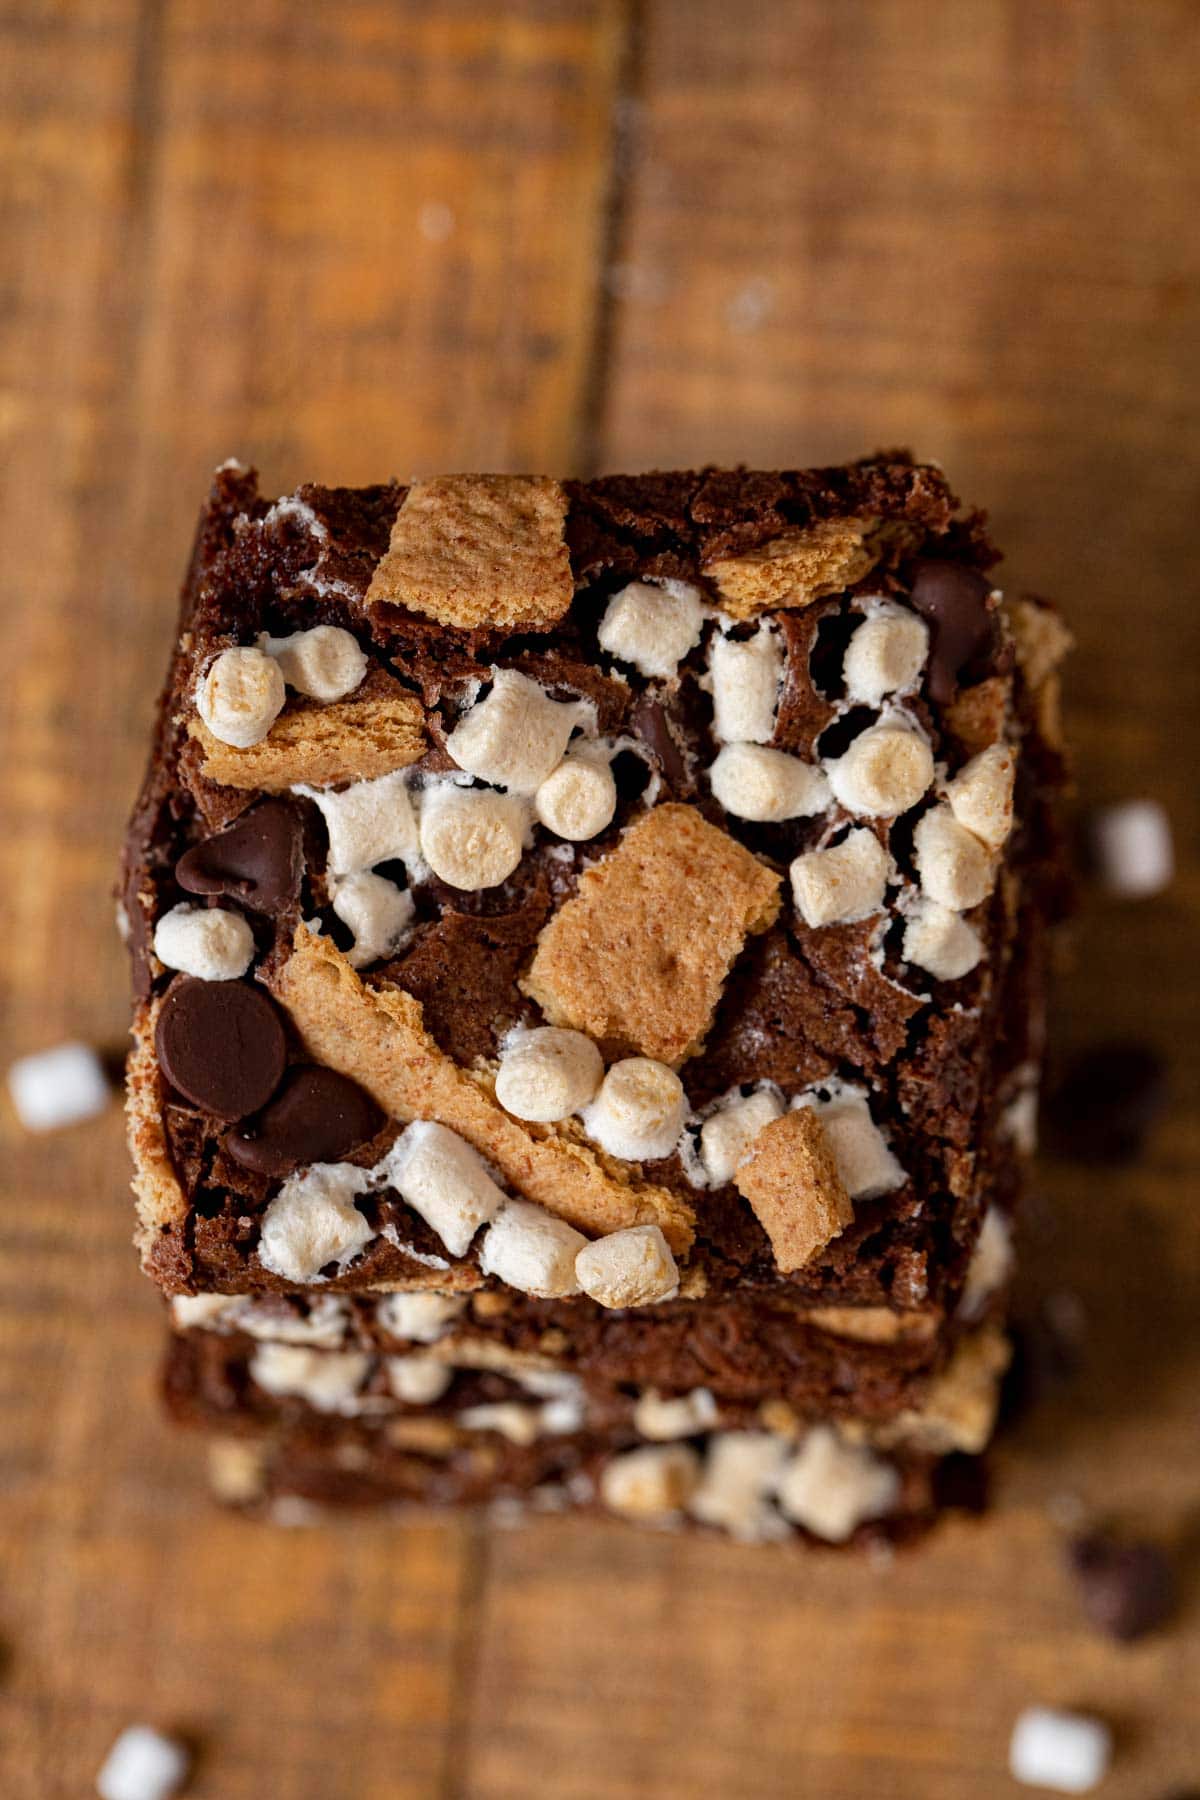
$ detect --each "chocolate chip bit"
[908,558,995,704]
[225,1065,382,1177]
[175,798,304,914]
[155,976,287,1119]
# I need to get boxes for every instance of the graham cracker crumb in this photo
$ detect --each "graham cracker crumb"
[126,999,188,1251]
[872,1325,1011,1455]
[705,517,881,620]
[944,674,1011,757]
[799,1305,940,1345]
[188,669,426,791]
[735,1108,854,1273]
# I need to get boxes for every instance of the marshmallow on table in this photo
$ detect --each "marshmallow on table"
[257,1163,374,1283]
[96,1725,190,1800]
[796,1089,904,1199]
[152,903,255,980]
[790,827,889,928]
[901,895,984,981]
[494,1026,604,1122]
[945,743,1016,849]
[575,1224,679,1308]
[250,1342,370,1412]
[842,603,929,705]
[634,1387,718,1440]
[698,1089,784,1185]
[386,1354,453,1404]
[1090,798,1174,898]
[330,870,414,968]
[260,624,368,701]
[597,579,705,679]
[384,1120,505,1257]
[1008,1707,1112,1794]
[709,743,829,823]
[7,1041,110,1132]
[581,1058,688,1162]
[418,785,526,890]
[446,668,586,793]
[599,1443,701,1519]
[687,1432,791,1543]
[709,624,783,743]
[913,803,995,910]
[776,1425,900,1541]
[197,645,285,747]
[376,1292,466,1343]
[478,1199,586,1298]
[826,721,934,817]
[534,753,617,840]
[295,769,418,877]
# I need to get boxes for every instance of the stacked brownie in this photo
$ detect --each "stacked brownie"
[122,453,1069,1544]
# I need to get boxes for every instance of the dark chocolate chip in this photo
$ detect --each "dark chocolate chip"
[1044,1043,1168,1164]
[1067,1534,1176,1641]
[629,694,688,793]
[155,976,287,1120]
[224,1065,383,1177]
[908,559,995,704]
[175,799,304,914]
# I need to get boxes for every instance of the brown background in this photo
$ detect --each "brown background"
[1,4,1198,1795]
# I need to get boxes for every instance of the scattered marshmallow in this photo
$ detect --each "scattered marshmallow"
[7,1041,110,1132]
[709,624,783,743]
[494,1026,604,1123]
[634,1387,719,1440]
[96,1725,190,1800]
[826,722,934,817]
[249,1342,371,1412]
[386,1354,453,1404]
[776,1425,901,1541]
[687,1431,791,1543]
[945,743,1016,849]
[599,1442,701,1519]
[260,624,368,701]
[581,1058,688,1162]
[257,1163,374,1283]
[795,1089,904,1199]
[902,896,984,981]
[384,1121,505,1258]
[597,579,705,680]
[376,1292,466,1343]
[709,743,829,823]
[790,826,889,928]
[1090,798,1174,898]
[197,644,285,747]
[913,804,996,910]
[959,1208,1015,1321]
[575,1224,679,1308]
[843,603,929,705]
[446,669,585,794]
[295,769,419,878]
[534,754,617,840]
[330,870,414,968]
[1009,1707,1112,1794]
[478,1199,586,1298]
[152,902,255,981]
[698,1089,784,1184]
[418,785,526,890]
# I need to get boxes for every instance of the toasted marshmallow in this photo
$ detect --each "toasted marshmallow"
[257,1163,374,1283]
[446,669,585,794]
[597,579,705,680]
[574,1224,679,1308]
[776,1425,900,1541]
[197,645,286,748]
[902,895,984,981]
[383,1120,506,1257]
[295,769,419,878]
[914,804,995,909]
[494,1026,604,1123]
[535,753,617,841]
[600,1443,701,1519]
[796,1089,904,1198]
[945,743,1016,849]
[330,870,414,968]
[698,1089,784,1184]
[790,827,889,927]
[709,625,783,743]
[260,624,367,702]
[479,1198,587,1298]
[152,903,255,980]
[249,1343,370,1412]
[581,1058,688,1162]
[826,722,934,817]
[709,743,829,823]
[418,785,526,890]
[842,603,929,705]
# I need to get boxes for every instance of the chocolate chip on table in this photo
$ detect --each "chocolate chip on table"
[907,558,995,704]
[175,798,304,914]
[1044,1042,1168,1164]
[224,1065,383,1176]
[1067,1533,1177,1641]
[155,976,287,1119]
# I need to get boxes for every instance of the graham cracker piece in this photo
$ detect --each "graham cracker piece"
[188,669,426,791]
[799,1305,940,1346]
[521,803,781,1066]
[704,517,881,620]
[126,999,189,1250]
[735,1108,854,1273]
[944,674,1011,757]
[271,927,694,1253]
[871,1325,1011,1455]
[365,475,573,630]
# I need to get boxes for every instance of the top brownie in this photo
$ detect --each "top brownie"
[122,455,1068,1306]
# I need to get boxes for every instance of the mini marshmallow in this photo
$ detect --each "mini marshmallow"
[295,769,419,877]
[914,803,995,909]
[826,722,934,817]
[494,1026,604,1122]
[597,579,705,680]
[574,1224,679,1308]
[581,1058,688,1162]
[699,1089,784,1185]
[418,785,526,890]
[330,869,414,968]
[249,1342,371,1412]
[776,1425,901,1541]
[959,1208,1015,1322]
[257,1163,374,1283]
[7,1041,110,1132]
[633,1387,719,1441]
[790,827,889,928]
[1009,1707,1112,1794]
[384,1120,505,1258]
[1090,798,1174,898]
[709,743,829,823]
[376,1292,466,1343]
[709,625,783,743]
[231,1295,350,1348]
[446,668,586,793]
[599,1442,701,1519]
[534,754,617,840]
[197,645,285,747]
[386,1354,453,1404]
[842,603,929,705]
[96,1725,190,1800]
[478,1198,586,1298]
[796,1089,904,1199]
[152,902,255,980]
[687,1432,791,1543]
[902,896,984,981]
[945,743,1016,849]
[170,1294,237,1329]
[457,1402,545,1445]
[260,624,368,701]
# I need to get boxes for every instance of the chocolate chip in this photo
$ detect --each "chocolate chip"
[155,976,287,1119]
[629,694,689,794]
[224,1065,383,1176]
[1067,1534,1176,1641]
[908,559,995,704]
[1045,1043,1168,1164]
[175,799,304,914]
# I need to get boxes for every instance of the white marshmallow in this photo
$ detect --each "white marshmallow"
[260,624,368,701]
[1009,1707,1112,1794]
[633,1387,719,1441]
[197,645,285,747]
[295,769,419,876]
[826,722,934,817]
[796,1089,904,1198]
[494,1027,604,1123]
[842,604,929,705]
[790,826,889,928]
[376,1292,466,1343]
[687,1432,791,1543]
[698,1089,784,1185]
[902,896,984,981]
[581,1058,688,1162]
[946,743,1016,849]
[709,743,829,823]
[446,668,586,794]
[959,1209,1015,1322]
[152,902,255,980]
[418,785,526,890]
[170,1295,237,1329]
[7,1041,110,1132]
[709,625,783,743]
[249,1343,371,1412]
[257,1163,374,1283]
[776,1425,900,1541]
[534,754,617,840]
[913,804,996,909]
[597,579,705,680]
[456,1402,545,1445]
[384,1120,505,1257]
[96,1725,190,1800]
[1091,798,1174,898]
[230,1296,350,1348]
[478,1199,586,1298]
[386,1354,453,1404]
[574,1224,679,1308]
[599,1443,701,1519]
[330,870,414,968]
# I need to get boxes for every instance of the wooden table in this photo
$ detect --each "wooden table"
[2,5,1197,1794]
